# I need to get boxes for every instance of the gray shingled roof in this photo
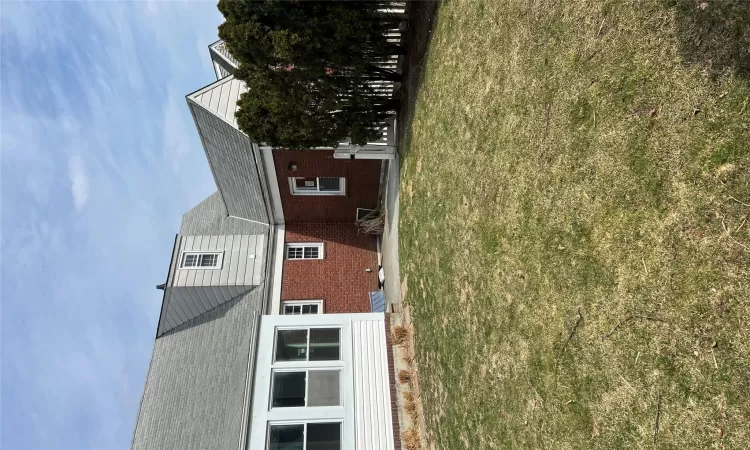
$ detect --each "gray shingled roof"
[133,58,277,448]
[131,288,264,450]
[179,192,269,236]
[186,84,272,224]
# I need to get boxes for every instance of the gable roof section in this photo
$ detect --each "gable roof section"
[180,191,269,236]
[153,194,271,336]
[188,75,245,129]
[186,77,271,224]
[209,40,239,79]
[132,289,264,450]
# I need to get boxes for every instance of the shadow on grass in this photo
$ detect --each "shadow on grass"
[672,0,750,78]
[397,1,442,157]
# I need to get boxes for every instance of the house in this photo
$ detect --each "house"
[130,40,401,450]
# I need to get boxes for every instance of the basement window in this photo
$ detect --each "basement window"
[282,300,323,315]
[288,177,346,195]
[286,243,324,260]
[180,252,223,269]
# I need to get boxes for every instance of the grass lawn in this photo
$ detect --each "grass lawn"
[398,0,750,448]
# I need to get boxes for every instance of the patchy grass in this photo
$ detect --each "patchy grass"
[398,0,750,448]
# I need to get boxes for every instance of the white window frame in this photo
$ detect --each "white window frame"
[265,420,343,450]
[179,251,223,269]
[285,243,324,260]
[282,300,324,315]
[269,368,343,410]
[288,177,346,196]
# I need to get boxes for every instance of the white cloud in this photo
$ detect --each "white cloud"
[68,154,90,211]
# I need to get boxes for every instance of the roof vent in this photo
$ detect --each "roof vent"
[156,283,166,291]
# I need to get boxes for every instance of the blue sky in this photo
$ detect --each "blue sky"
[1,2,224,448]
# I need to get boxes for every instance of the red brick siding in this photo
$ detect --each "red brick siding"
[282,224,377,313]
[385,314,402,450]
[273,150,381,223]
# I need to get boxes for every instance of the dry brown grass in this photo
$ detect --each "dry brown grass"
[399,0,750,448]
[403,390,420,422]
[392,324,411,346]
[403,427,422,450]
[397,369,413,385]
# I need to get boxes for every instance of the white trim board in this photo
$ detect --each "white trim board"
[268,225,285,315]
[260,146,285,224]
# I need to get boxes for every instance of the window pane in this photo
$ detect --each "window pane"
[275,329,308,362]
[318,177,342,192]
[283,305,294,315]
[295,177,317,190]
[268,424,304,450]
[287,247,303,259]
[310,304,319,314]
[183,254,197,267]
[307,370,340,407]
[303,247,319,259]
[272,372,306,407]
[200,254,217,267]
[309,328,340,361]
[302,304,311,314]
[306,423,341,450]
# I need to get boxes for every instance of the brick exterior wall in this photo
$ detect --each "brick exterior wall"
[273,150,381,223]
[385,314,402,450]
[282,223,378,313]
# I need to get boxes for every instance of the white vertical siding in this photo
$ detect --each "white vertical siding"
[174,234,263,289]
[188,77,245,128]
[353,318,395,450]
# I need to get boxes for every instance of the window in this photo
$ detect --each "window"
[288,177,346,195]
[271,328,342,411]
[286,243,323,260]
[275,328,340,362]
[271,370,341,407]
[282,300,323,315]
[268,422,341,450]
[180,252,222,269]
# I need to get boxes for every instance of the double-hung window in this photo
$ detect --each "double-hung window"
[180,252,222,269]
[286,243,323,260]
[288,177,346,196]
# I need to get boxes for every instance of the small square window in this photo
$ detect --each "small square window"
[282,300,323,315]
[286,244,323,260]
[180,252,222,269]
